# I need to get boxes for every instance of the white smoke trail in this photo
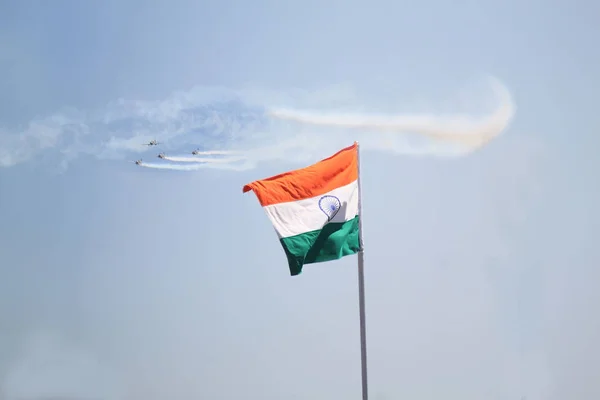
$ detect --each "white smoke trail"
[163,155,248,163]
[0,75,516,170]
[132,78,515,172]
[266,76,515,155]
[139,161,253,171]
[189,150,239,156]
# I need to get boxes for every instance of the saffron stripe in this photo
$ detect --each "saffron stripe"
[242,143,358,206]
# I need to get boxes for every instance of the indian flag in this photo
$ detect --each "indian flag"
[243,142,362,276]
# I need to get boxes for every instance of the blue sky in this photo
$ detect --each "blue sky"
[0,0,599,399]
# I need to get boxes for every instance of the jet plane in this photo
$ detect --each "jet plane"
[144,140,160,146]
[132,159,143,165]
[158,152,165,159]
[192,148,200,155]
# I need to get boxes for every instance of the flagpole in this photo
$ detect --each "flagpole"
[355,141,369,400]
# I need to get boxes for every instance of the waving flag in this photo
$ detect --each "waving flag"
[243,143,361,276]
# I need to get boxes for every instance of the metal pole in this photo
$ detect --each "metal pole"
[355,141,369,400]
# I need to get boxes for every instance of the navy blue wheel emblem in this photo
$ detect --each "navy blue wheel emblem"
[318,195,341,222]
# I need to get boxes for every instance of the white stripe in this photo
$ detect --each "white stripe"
[263,180,359,239]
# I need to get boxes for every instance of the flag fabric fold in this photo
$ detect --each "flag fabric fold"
[243,143,361,276]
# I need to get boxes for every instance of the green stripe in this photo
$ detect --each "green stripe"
[279,215,360,276]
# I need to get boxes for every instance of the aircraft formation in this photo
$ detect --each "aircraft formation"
[132,141,203,166]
